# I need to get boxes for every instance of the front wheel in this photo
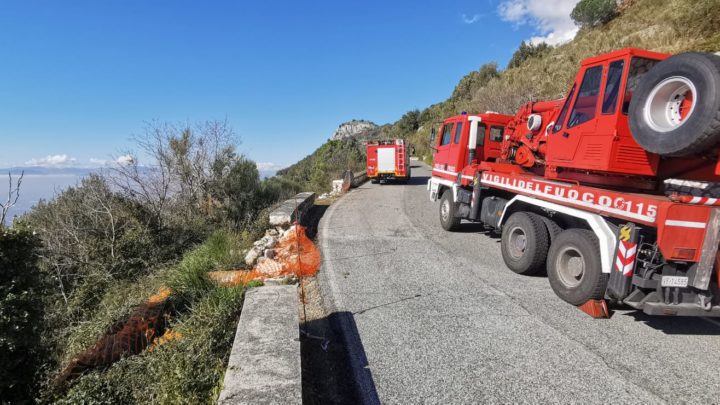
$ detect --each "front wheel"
[547,229,608,306]
[439,189,460,231]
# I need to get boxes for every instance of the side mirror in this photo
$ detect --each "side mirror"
[430,127,436,143]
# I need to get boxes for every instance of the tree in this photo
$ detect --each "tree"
[571,0,619,28]
[109,119,240,229]
[507,41,551,70]
[452,63,501,100]
[397,109,421,134]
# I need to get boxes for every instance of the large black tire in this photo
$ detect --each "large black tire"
[539,216,562,245]
[629,52,720,156]
[547,229,608,306]
[439,189,461,231]
[371,179,379,184]
[500,212,550,276]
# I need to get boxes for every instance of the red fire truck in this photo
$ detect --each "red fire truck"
[367,139,410,184]
[428,48,720,317]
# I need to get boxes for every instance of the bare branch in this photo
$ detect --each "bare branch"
[0,170,24,226]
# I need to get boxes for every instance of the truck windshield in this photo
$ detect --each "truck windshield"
[476,123,487,147]
[490,126,504,142]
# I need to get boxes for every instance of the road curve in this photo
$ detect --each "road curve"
[317,162,720,404]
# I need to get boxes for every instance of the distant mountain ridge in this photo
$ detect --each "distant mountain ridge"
[0,166,97,176]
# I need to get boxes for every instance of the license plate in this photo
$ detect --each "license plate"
[661,276,689,288]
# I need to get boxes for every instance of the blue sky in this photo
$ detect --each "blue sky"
[0,0,579,171]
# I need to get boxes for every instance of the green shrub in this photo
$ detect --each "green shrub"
[571,0,619,28]
[452,63,501,98]
[0,227,45,402]
[507,41,551,69]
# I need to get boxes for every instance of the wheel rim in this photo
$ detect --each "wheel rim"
[508,226,527,259]
[441,199,450,222]
[555,246,585,288]
[643,76,697,133]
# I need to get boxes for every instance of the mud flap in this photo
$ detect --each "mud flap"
[469,173,482,221]
[606,223,639,301]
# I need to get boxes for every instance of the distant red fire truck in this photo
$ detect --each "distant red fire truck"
[367,139,410,184]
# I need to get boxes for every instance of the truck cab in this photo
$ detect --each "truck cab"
[432,112,513,183]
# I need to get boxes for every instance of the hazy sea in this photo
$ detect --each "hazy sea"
[2,168,279,225]
[3,174,83,224]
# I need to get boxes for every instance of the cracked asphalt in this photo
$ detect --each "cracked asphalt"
[316,162,720,404]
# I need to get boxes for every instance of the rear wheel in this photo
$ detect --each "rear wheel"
[439,189,460,231]
[629,52,720,156]
[547,229,608,305]
[539,216,562,245]
[501,212,550,276]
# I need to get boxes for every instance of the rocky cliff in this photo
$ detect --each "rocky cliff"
[330,119,379,141]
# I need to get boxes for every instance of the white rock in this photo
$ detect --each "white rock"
[265,236,277,249]
[244,248,260,266]
[266,228,279,237]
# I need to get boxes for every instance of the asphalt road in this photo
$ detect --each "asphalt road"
[317,162,720,404]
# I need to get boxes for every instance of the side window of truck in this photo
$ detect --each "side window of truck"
[490,126,504,142]
[568,65,603,128]
[602,60,625,114]
[440,123,454,146]
[453,122,463,144]
[476,123,487,147]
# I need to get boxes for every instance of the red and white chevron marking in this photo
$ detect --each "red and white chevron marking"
[670,194,720,206]
[615,241,637,276]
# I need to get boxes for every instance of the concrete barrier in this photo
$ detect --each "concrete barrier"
[269,192,316,227]
[218,285,301,404]
[351,170,367,188]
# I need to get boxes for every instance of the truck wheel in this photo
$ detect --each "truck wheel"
[500,212,550,276]
[629,52,720,156]
[539,216,562,245]
[439,189,461,231]
[547,229,608,306]
[371,179,379,184]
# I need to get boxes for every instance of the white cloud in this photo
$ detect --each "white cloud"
[25,154,77,166]
[461,13,484,24]
[256,162,285,171]
[498,0,580,45]
[89,158,108,166]
[116,154,134,165]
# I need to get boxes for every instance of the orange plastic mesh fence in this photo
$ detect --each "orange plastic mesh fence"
[209,224,320,286]
[57,288,173,384]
